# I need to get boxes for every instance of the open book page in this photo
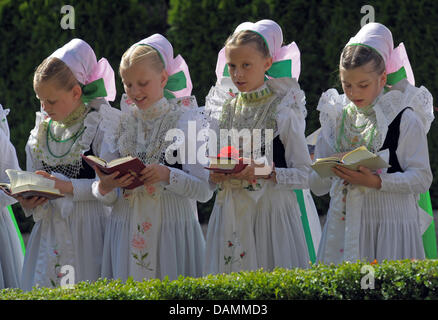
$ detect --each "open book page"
[341,146,377,165]
[82,155,137,168]
[311,146,390,178]
[0,169,63,199]
[6,169,56,190]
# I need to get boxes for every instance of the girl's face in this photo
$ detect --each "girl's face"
[34,80,82,122]
[225,43,273,92]
[121,58,168,110]
[340,61,387,108]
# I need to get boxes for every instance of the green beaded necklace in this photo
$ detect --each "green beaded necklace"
[45,104,90,159]
[46,121,87,158]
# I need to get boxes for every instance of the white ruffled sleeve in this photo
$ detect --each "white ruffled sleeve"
[0,129,20,207]
[90,137,120,206]
[162,104,214,203]
[379,109,432,194]
[89,100,124,206]
[69,100,122,202]
[309,89,344,196]
[269,78,312,189]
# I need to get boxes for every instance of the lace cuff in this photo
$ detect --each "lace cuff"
[165,167,213,202]
[71,178,97,202]
[274,167,310,189]
[379,171,431,194]
[91,180,118,206]
[316,89,345,149]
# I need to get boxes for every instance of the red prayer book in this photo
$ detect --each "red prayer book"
[82,154,145,190]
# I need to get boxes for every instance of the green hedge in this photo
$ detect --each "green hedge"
[1,260,438,299]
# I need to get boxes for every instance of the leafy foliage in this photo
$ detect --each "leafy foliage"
[1,260,438,299]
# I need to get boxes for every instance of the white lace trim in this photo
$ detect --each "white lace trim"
[275,167,305,185]
[205,78,307,158]
[267,77,307,122]
[104,96,200,165]
[317,82,434,152]
[0,104,11,139]
[28,99,118,177]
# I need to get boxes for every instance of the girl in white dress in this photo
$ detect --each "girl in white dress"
[0,104,25,289]
[19,38,119,290]
[310,23,434,264]
[204,19,312,274]
[92,34,212,282]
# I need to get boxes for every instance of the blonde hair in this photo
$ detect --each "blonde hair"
[119,44,165,75]
[33,57,78,91]
[225,30,270,58]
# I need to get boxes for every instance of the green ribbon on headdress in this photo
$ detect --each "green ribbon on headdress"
[222,59,293,80]
[386,66,407,86]
[163,70,187,99]
[80,78,108,104]
[135,44,189,100]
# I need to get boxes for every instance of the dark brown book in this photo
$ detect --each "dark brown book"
[82,154,145,190]
[205,157,248,174]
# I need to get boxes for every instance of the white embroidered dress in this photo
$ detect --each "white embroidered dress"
[93,95,212,282]
[21,98,120,290]
[0,106,24,289]
[204,78,312,274]
[310,80,434,263]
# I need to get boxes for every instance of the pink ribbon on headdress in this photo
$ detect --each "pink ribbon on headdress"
[386,42,415,86]
[86,57,117,101]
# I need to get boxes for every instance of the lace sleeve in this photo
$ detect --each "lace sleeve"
[163,106,214,203]
[379,109,432,194]
[272,78,312,189]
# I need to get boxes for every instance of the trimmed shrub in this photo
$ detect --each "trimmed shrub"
[1,260,438,300]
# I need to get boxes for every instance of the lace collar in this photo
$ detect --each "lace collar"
[51,103,90,128]
[131,97,171,121]
[115,99,183,165]
[238,84,273,104]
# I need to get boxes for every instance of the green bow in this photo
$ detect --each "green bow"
[386,66,407,86]
[81,78,108,103]
[222,59,292,79]
[164,70,187,99]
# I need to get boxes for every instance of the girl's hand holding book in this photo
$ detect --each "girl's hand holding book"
[332,165,382,189]
[94,166,135,195]
[230,158,273,182]
[139,164,170,187]
[16,195,48,209]
[209,171,232,184]
[35,170,74,195]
